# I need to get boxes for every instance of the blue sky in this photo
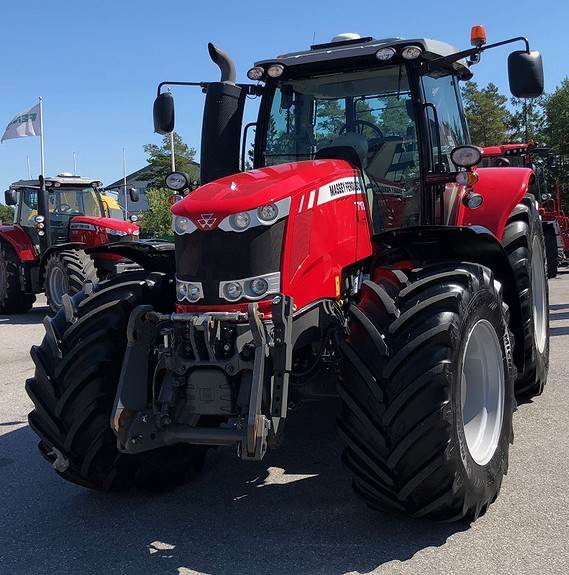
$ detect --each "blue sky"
[1,0,567,195]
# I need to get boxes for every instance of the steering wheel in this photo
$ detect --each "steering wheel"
[59,203,73,213]
[339,120,384,141]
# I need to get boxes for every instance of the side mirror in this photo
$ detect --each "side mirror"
[508,50,544,98]
[153,91,175,134]
[4,189,17,206]
[128,187,140,203]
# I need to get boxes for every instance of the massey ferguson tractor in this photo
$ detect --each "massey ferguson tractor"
[26,27,549,523]
[0,173,140,313]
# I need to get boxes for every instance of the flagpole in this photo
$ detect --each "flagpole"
[170,131,176,172]
[27,156,31,179]
[73,152,77,175]
[123,147,128,219]
[39,96,45,177]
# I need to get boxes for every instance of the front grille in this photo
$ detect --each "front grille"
[175,219,286,304]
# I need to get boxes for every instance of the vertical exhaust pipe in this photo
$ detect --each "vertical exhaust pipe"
[200,43,245,184]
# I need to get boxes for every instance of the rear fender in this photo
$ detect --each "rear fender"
[0,225,38,262]
[458,167,534,240]
[375,225,523,368]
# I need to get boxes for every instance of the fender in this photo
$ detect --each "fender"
[458,167,534,240]
[86,240,176,275]
[375,225,524,371]
[0,225,37,262]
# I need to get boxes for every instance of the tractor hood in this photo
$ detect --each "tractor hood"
[70,215,139,236]
[171,159,358,227]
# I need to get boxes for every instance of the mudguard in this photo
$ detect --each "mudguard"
[375,225,523,368]
[0,225,37,262]
[458,167,534,240]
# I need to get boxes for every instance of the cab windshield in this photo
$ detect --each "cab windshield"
[264,65,420,187]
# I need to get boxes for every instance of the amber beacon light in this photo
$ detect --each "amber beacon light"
[470,25,487,47]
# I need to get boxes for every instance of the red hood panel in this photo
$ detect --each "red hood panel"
[71,215,139,235]
[171,160,357,220]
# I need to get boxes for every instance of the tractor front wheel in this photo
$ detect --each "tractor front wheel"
[26,272,207,491]
[502,197,549,399]
[543,224,558,279]
[338,262,515,522]
[0,241,36,314]
[44,249,98,313]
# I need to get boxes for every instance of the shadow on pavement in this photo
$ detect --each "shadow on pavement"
[549,303,569,311]
[1,401,466,575]
[0,306,48,326]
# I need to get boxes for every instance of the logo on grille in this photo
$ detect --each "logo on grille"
[196,213,216,229]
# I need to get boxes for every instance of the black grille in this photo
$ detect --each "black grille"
[175,219,286,304]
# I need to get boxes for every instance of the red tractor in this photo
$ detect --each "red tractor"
[26,28,548,522]
[0,174,140,313]
[539,178,569,274]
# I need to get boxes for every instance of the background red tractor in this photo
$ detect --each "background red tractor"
[0,173,140,313]
[26,27,548,523]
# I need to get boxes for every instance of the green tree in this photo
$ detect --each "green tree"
[509,96,547,143]
[143,132,199,188]
[0,204,15,224]
[545,79,569,155]
[462,81,512,146]
[138,188,174,239]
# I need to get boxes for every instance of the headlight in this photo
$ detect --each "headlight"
[267,64,284,78]
[173,215,196,235]
[450,145,482,168]
[176,281,188,301]
[257,203,279,223]
[34,215,45,223]
[375,47,396,61]
[229,212,251,231]
[223,281,243,301]
[176,279,204,302]
[247,66,265,81]
[401,45,423,60]
[249,277,269,297]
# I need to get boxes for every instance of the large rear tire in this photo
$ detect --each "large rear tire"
[44,249,98,313]
[543,224,558,279]
[26,272,207,491]
[502,197,549,399]
[338,262,515,522]
[0,241,36,314]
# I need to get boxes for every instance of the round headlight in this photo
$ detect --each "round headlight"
[223,282,243,301]
[229,212,251,231]
[464,193,484,209]
[165,171,189,191]
[247,66,265,81]
[257,203,278,223]
[34,215,45,223]
[173,216,193,235]
[187,284,201,303]
[267,64,285,78]
[450,145,483,168]
[249,277,269,297]
[176,281,188,301]
[375,47,396,61]
[401,45,423,60]
[38,230,45,236]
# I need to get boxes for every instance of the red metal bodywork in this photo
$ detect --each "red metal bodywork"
[0,224,37,261]
[457,167,533,240]
[173,160,373,311]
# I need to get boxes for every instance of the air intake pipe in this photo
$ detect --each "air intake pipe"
[200,43,245,184]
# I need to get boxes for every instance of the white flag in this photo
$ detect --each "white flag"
[1,103,42,143]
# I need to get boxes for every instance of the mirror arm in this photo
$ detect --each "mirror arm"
[156,81,263,97]
[241,122,257,172]
[425,36,530,73]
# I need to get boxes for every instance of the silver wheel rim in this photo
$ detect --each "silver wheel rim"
[531,236,547,354]
[461,319,505,466]
[48,266,68,308]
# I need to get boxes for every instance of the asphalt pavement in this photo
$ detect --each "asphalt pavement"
[1,280,568,575]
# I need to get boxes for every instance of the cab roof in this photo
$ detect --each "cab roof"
[255,36,472,79]
[9,175,102,190]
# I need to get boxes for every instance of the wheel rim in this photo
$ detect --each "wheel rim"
[48,266,68,308]
[531,236,547,354]
[461,319,505,466]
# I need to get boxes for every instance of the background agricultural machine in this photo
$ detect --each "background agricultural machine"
[0,173,140,313]
[26,26,548,523]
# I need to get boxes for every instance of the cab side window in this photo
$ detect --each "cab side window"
[422,74,468,172]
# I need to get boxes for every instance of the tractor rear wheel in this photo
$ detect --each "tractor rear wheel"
[26,272,207,491]
[502,197,549,399]
[543,224,558,279]
[44,249,98,313]
[338,262,515,522]
[0,241,36,314]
